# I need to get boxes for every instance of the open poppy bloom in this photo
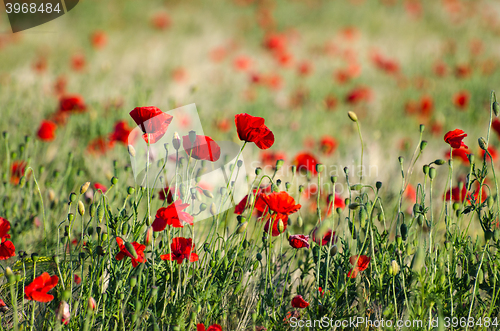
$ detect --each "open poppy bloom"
[261,191,301,236]
[291,295,309,308]
[94,182,107,193]
[152,200,194,231]
[115,237,146,268]
[294,152,319,175]
[235,113,274,149]
[348,255,371,278]
[129,106,173,144]
[311,227,336,246]
[37,120,57,141]
[182,134,221,162]
[326,194,345,215]
[110,121,137,145]
[160,237,199,264]
[444,129,468,149]
[320,136,338,155]
[289,234,309,249]
[197,324,222,331]
[59,94,86,113]
[0,218,15,260]
[234,187,270,216]
[24,272,59,302]
[158,185,175,203]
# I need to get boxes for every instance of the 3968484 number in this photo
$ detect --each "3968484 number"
[5,2,61,14]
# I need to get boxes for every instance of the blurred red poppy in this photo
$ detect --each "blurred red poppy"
[152,13,171,30]
[320,136,338,155]
[324,95,338,111]
[115,237,146,268]
[297,61,313,76]
[419,95,433,117]
[87,137,114,155]
[71,54,86,71]
[433,61,448,77]
[260,151,286,169]
[291,295,309,308]
[24,272,59,302]
[0,218,15,260]
[326,194,345,215]
[234,55,252,71]
[289,234,309,249]
[294,152,319,175]
[158,186,175,203]
[263,33,287,52]
[129,106,173,144]
[446,147,470,164]
[481,146,498,161]
[312,227,336,246]
[110,121,137,145]
[345,86,372,104]
[91,30,107,49]
[37,120,57,141]
[59,95,86,113]
[94,182,107,193]
[235,113,274,149]
[182,134,221,162]
[160,237,199,264]
[492,119,500,138]
[444,129,468,149]
[453,91,469,109]
[348,255,371,278]
[11,161,26,185]
[405,184,417,202]
[74,274,81,285]
[153,200,194,231]
[455,64,471,78]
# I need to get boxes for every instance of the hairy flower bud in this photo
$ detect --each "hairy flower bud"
[172,132,181,150]
[347,111,358,122]
[80,182,90,195]
[78,201,85,216]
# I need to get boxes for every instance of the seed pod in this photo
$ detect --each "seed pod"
[400,224,408,241]
[316,164,325,173]
[429,167,436,179]
[80,182,90,194]
[69,192,77,203]
[202,189,213,198]
[78,201,85,216]
[376,181,382,190]
[350,184,362,191]
[347,111,358,122]
[255,167,262,176]
[127,187,135,195]
[125,242,138,259]
[111,176,118,185]
[256,253,262,261]
[420,140,428,151]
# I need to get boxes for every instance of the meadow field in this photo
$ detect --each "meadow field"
[1,0,500,330]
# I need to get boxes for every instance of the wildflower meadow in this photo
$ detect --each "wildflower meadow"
[2,0,500,330]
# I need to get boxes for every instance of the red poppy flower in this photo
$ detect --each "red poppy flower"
[444,129,468,149]
[152,13,171,30]
[482,146,498,161]
[33,57,47,73]
[110,121,136,145]
[444,185,467,203]
[434,61,447,77]
[129,106,173,144]
[59,94,86,113]
[54,75,67,96]
[0,298,7,313]
[215,118,231,132]
[197,324,222,331]
[263,33,287,52]
[152,200,194,231]
[0,218,14,260]
[294,152,319,175]
[94,182,107,193]
[311,227,336,246]
[37,120,57,141]
[158,186,175,203]
[453,91,469,109]
[455,64,471,78]
[347,255,371,278]
[345,86,372,104]
[320,136,338,155]
[289,234,309,249]
[234,55,252,71]
[74,274,81,285]
[326,194,345,214]
[297,61,313,76]
[115,237,146,268]
[234,188,269,216]
[419,95,433,117]
[492,119,500,138]
[90,30,107,49]
[324,95,338,111]
[87,137,114,155]
[24,272,59,302]
[11,161,26,185]
[446,148,470,164]
[291,295,309,308]
[235,113,274,149]
[182,134,221,162]
[262,191,301,236]
[71,54,86,71]
[405,184,417,202]
[160,237,199,264]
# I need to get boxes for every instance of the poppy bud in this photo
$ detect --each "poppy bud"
[330,176,337,184]
[255,167,262,176]
[487,196,494,209]
[256,253,262,261]
[96,246,105,256]
[494,229,500,242]
[209,203,217,216]
[277,219,285,234]
[53,255,60,264]
[80,182,90,195]
[400,224,408,240]
[68,213,74,222]
[398,156,404,164]
[478,137,488,151]
[391,260,400,275]
[69,192,77,203]
[129,276,137,288]
[468,153,475,164]
[344,167,349,175]
[172,132,181,150]
[236,222,248,234]
[122,223,129,235]
[330,245,338,256]
[434,159,445,165]
[419,124,425,133]
[350,184,362,191]
[429,167,436,179]
[202,189,213,198]
[375,181,382,190]
[127,187,135,195]
[420,140,427,151]
[297,215,303,227]
[197,203,206,212]
[111,176,118,185]
[124,241,138,259]
[78,201,85,216]
[276,179,282,187]
[494,102,500,117]
[285,182,291,191]
[87,226,94,236]
[5,267,14,284]
[97,206,104,222]
[275,159,284,171]
[88,297,97,311]
[89,203,96,217]
[348,203,360,210]
[144,227,153,246]
[315,164,324,173]
[48,189,56,202]
[291,165,297,176]
[31,253,39,262]
[272,184,279,192]
[396,235,402,246]
[146,216,153,226]
[127,145,136,157]
[347,111,358,122]
[188,130,197,146]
